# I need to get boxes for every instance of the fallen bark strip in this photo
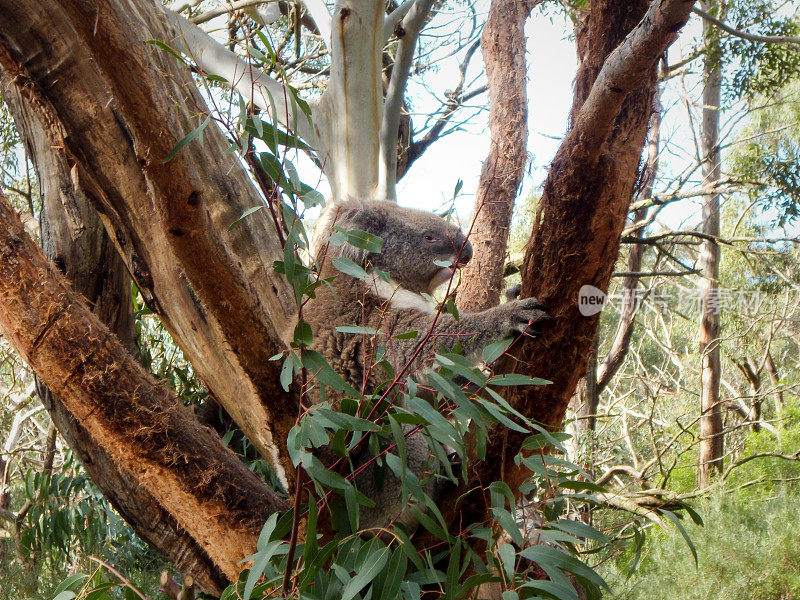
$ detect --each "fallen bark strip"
[0,190,289,583]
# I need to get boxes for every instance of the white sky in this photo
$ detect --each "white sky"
[397,8,578,218]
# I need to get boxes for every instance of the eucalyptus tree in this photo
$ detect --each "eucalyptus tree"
[0,0,698,595]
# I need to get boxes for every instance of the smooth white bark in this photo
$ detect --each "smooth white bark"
[301,0,333,48]
[315,0,384,200]
[383,0,415,41]
[162,8,316,144]
[377,0,435,199]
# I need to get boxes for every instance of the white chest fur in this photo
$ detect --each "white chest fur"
[369,277,436,314]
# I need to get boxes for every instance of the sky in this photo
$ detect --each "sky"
[181,2,798,236]
[396,7,578,218]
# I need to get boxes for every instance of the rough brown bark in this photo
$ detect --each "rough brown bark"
[486,0,696,492]
[698,0,723,488]
[596,95,662,393]
[1,82,236,593]
[0,190,289,585]
[457,0,540,312]
[0,0,300,486]
[571,336,599,439]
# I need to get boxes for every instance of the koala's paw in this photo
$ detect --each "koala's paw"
[505,297,553,337]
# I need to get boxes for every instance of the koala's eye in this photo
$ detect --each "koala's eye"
[424,234,437,243]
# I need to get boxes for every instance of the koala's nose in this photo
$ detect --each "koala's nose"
[452,231,473,265]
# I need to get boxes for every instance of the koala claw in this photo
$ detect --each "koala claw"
[508,297,552,336]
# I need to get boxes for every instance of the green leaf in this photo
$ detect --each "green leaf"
[550,519,610,544]
[84,583,117,600]
[488,373,552,386]
[627,527,645,579]
[393,330,419,340]
[444,539,462,600]
[146,40,186,64]
[332,227,384,253]
[435,353,487,387]
[443,297,459,320]
[228,205,264,230]
[52,592,77,600]
[406,397,460,447]
[260,152,283,182]
[163,115,210,163]
[336,325,378,335]
[660,509,698,566]
[497,543,516,581]
[341,545,391,600]
[377,548,408,600]
[332,257,370,280]
[520,579,580,600]
[280,352,297,392]
[243,540,285,600]
[52,574,88,596]
[519,546,607,590]
[300,187,326,208]
[482,338,514,364]
[301,350,361,397]
[305,455,351,491]
[294,320,314,347]
[257,513,279,550]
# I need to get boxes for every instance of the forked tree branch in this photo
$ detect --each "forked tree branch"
[0,190,287,584]
[383,0,416,41]
[162,8,317,144]
[571,0,696,161]
[378,0,435,199]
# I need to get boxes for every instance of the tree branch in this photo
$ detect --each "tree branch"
[378,0,435,199]
[191,0,276,24]
[0,189,289,584]
[162,8,316,143]
[383,0,415,41]
[692,6,800,45]
[571,0,696,162]
[300,0,332,47]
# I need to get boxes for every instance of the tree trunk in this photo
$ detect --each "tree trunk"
[698,0,723,488]
[0,82,237,593]
[0,190,288,587]
[456,0,540,312]
[571,337,599,439]
[597,93,662,393]
[484,0,696,493]
[0,0,300,488]
[422,1,698,527]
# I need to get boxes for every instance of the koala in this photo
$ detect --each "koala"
[304,200,550,530]
[307,200,550,382]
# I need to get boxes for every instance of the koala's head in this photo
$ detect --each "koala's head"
[329,201,473,294]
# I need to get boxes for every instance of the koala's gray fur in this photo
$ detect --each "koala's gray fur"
[307,200,549,382]
[305,200,550,530]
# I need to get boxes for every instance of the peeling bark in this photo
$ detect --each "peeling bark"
[1,82,235,593]
[0,0,300,486]
[0,190,289,586]
[457,0,540,313]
